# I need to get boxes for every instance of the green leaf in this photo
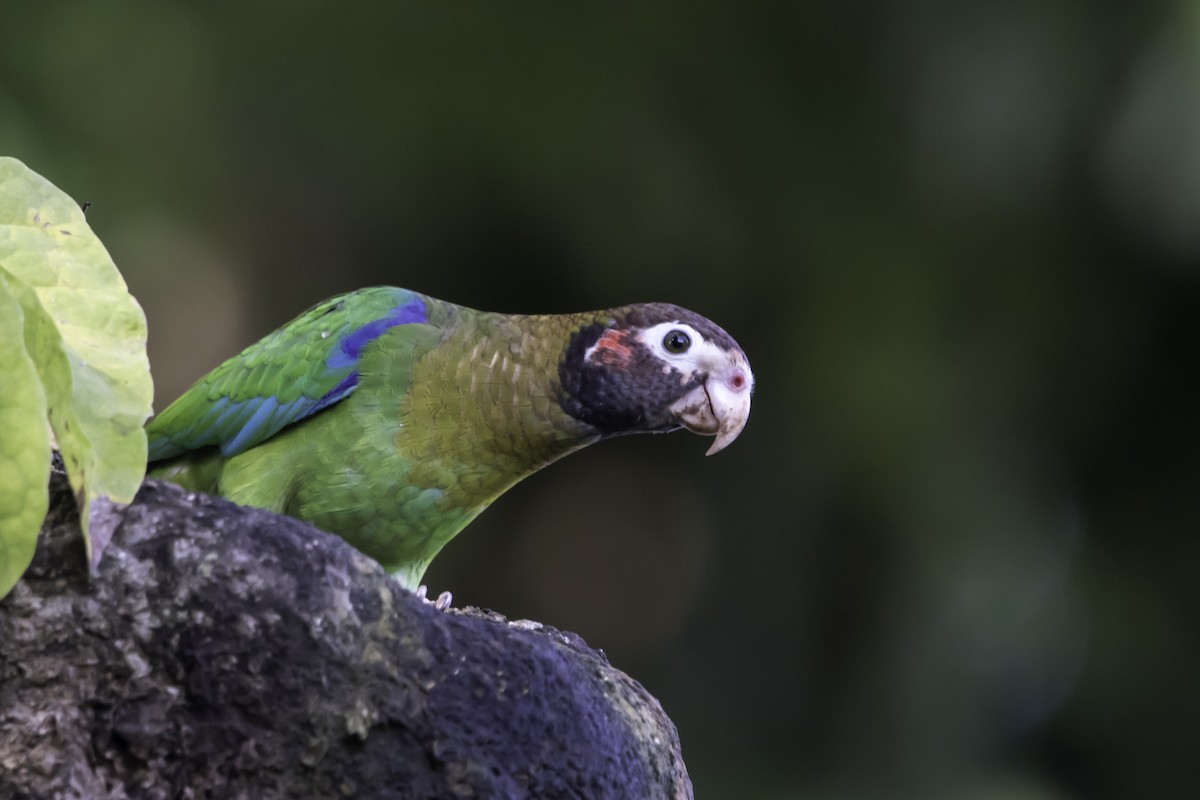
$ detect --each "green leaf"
[0,281,50,598]
[0,157,153,575]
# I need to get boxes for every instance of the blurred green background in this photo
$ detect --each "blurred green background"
[4,1,1198,797]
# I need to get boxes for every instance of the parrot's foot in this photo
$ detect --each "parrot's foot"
[414,584,453,611]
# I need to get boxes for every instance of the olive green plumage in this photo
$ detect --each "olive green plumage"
[147,287,753,589]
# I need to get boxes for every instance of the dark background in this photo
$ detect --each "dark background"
[4,2,1197,797]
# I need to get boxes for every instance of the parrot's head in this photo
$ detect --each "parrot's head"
[558,303,754,454]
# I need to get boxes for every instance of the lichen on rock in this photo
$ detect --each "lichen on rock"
[0,461,692,800]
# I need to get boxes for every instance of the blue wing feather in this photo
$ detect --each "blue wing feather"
[147,287,429,462]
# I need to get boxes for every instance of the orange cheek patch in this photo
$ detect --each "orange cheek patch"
[591,329,634,366]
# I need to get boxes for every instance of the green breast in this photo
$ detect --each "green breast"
[269,308,599,588]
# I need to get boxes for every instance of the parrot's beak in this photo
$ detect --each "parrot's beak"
[669,353,753,455]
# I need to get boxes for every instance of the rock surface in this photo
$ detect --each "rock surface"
[0,464,692,799]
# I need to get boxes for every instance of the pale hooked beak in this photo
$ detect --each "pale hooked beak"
[668,353,754,455]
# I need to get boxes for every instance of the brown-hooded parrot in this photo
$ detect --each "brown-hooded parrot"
[146,287,754,593]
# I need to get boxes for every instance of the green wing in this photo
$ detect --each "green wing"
[147,286,430,461]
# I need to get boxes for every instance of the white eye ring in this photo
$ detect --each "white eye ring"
[640,322,706,361]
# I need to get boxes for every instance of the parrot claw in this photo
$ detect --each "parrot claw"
[413,584,454,611]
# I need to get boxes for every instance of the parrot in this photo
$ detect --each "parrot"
[146,287,753,594]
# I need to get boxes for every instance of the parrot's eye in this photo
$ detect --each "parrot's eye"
[662,329,691,354]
